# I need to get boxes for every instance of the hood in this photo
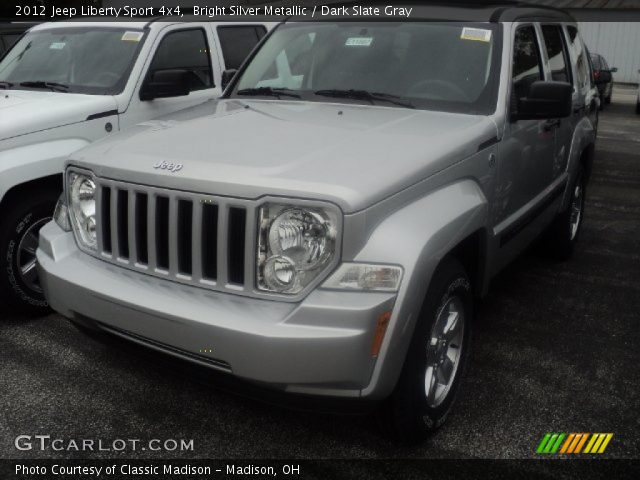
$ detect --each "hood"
[0,90,118,141]
[72,99,497,213]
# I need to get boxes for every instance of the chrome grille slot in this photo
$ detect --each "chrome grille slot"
[116,189,129,260]
[200,202,218,281]
[177,199,193,275]
[155,195,170,270]
[227,207,246,285]
[94,179,256,295]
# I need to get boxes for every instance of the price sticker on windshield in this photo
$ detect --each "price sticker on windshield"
[345,37,373,47]
[460,28,492,42]
[49,42,66,50]
[121,31,144,42]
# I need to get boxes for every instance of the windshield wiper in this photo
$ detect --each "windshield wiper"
[19,81,70,92]
[0,81,13,89]
[236,87,301,99]
[314,89,415,109]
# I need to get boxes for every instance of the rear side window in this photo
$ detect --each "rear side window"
[541,25,571,83]
[149,28,213,91]
[512,26,543,99]
[217,26,267,70]
[567,26,589,90]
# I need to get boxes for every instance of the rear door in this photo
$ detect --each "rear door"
[540,23,574,182]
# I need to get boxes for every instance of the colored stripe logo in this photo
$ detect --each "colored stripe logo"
[536,433,613,454]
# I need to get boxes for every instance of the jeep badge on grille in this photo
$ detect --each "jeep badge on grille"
[153,161,183,173]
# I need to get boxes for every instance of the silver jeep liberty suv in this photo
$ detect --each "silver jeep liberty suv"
[38,5,598,442]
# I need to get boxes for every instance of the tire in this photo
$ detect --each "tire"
[636,100,640,115]
[377,257,472,444]
[0,190,58,316]
[544,166,586,261]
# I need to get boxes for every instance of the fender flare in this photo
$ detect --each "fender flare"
[354,179,489,399]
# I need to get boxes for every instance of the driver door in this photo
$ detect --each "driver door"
[493,24,556,268]
[121,24,221,129]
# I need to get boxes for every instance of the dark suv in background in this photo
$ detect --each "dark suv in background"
[590,53,617,108]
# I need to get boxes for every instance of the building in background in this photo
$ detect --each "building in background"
[579,22,640,84]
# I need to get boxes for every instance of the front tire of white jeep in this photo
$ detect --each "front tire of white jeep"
[0,190,58,316]
[378,257,472,444]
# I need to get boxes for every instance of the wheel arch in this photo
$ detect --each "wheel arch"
[0,174,62,217]
[356,179,490,399]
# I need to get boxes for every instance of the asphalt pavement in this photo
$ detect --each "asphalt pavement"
[1,87,639,463]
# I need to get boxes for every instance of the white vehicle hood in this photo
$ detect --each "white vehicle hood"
[72,99,498,213]
[0,90,117,141]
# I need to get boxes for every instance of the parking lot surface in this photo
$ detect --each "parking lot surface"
[1,87,638,461]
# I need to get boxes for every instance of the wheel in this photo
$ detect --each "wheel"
[543,166,586,261]
[636,99,640,115]
[377,257,472,444]
[0,190,58,316]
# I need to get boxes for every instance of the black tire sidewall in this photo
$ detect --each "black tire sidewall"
[386,258,472,442]
[0,192,57,314]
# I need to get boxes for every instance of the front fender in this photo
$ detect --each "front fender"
[0,138,90,202]
[352,179,488,399]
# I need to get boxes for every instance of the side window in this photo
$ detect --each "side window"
[541,25,571,83]
[217,26,267,70]
[567,26,589,90]
[512,26,543,99]
[149,29,213,91]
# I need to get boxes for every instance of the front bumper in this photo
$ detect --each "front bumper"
[37,222,397,399]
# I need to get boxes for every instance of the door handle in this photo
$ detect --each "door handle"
[543,119,561,131]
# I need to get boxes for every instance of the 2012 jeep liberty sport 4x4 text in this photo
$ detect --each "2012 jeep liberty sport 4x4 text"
[38,5,599,442]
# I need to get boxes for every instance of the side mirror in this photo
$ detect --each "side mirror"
[610,67,618,73]
[140,69,191,101]
[221,69,237,91]
[512,81,572,121]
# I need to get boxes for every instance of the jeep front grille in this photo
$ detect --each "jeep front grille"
[94,179,256,294]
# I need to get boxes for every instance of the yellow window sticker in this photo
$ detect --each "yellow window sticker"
[345,37,373,47]
[460,27,492,42]
[121,31,144,42]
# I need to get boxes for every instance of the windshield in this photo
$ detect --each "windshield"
[230,22,501,114]
[0,27,147,95]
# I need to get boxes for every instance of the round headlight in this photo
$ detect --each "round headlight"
[68,172,97,249]
[263,256,297,290]
[267,208,331,271]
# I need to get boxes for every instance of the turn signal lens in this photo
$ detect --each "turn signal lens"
[322,264,403,292]
[371,311,392,357]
